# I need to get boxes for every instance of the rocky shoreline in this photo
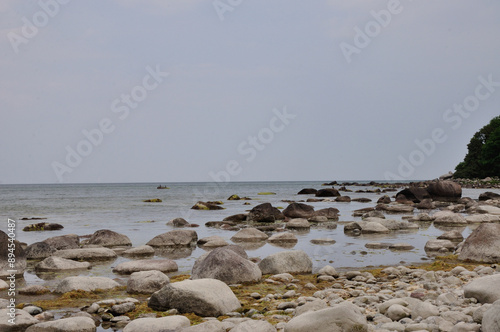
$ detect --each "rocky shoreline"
[1,180,500,331]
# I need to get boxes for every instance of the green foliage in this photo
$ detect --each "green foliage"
[454,116,500,178]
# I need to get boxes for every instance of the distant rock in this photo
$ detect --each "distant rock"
[437,230,464,243]
[191,201,224,210]
[191,247,261,284]
[197,235,228,248]
[35,256,91,272]
[432,211,467,226]
[166,218,190,227]
[267,232,298,244]
[396,187,430,203]
[23,222,63,232]
[148,278,241,316]
[424,239,456,253]
[231,228,268,242]
[310,238,336,245]
[286,218,311,230]
[377,195,391,204]
[25,242,56,260]
[54,247,117,261]
[335,196,351,202]
[459,223,500,263]
[223,214,248,222]
[246,203,284,222]
[315,188,340,197]
[122,245,155,257]
[259,250,312,274]
[314,207,339,220]
[84,229,132,247]
[55,276,120,293]
[146,230,198,248]
[297,188,317,195]
[113,259,178,274]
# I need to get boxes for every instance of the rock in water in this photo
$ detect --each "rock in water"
[43,234,80,250]
[35,256,91,272]
[258,250,312,274]
[25,242,56,260]
[315,188,340,197]
[231,228,268,242]
[123,316,190,332]
[85,229,132,247]
[458,223,500,263]
[284,302,367,331]
[191,247,261,284]
[0,230,26,278]
[127,270,170,294]
[113,259,178,274]
[148,278,241,316]
[55,276,120,293]
[283,203,315,219]
[246,203,284,222]
[426,180,462,201]
[146,230,198,247]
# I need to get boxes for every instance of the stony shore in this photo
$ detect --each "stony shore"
[1,180,500,331]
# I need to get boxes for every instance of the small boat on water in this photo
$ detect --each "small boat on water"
[157,185,169,189]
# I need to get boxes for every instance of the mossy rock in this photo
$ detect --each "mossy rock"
[228,194,241,200]
[23,223,63,232]
[258,192,276,195]
[143,199,162,203]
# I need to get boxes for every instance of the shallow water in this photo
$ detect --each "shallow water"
[0,182,497,290]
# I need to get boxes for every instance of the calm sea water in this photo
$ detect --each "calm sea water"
[0,181,496,288]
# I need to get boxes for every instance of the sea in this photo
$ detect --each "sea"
[1,181,497,289]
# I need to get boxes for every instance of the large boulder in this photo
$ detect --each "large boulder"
[148,278,241,316]
[0,309,39,331]
[246,203,284,222]
[54,247,117,261]
[396,187,430,203]
[43,234,80,250]
[25,242,56,260]
[258,250,312,274]
[25,317,96,332]
[426,180,462,201]
[477,205,500,215]
[55,276,120,293]
[35,256,91,272]
[267,232,298,244]
[23,222,63,232]
[197,235,229,248]
[482,301,500,331]
[315,188,340,197]
[314,208,339,220]
[146,230,198,248]
[123,316,190,332]
[458,223,500,263]
[191,201,224,210]
[127,270,170,294]
[191,247,261,284]
[464,274,500,303]
[84,229,131,247]
[122,245,155,257]
[231,228,268,242]
[284,302,367,332]
[167,218,190,227]
[286,218,311,230]
[113,259,178,274]
[0,230,26,278]
[479,191,500,201]
[283,203,315,219]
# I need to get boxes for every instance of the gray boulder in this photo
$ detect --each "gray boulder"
[464,274,500,303]
[122,245,155,257]
[0,230,26,278]
[246,203,284,222]
[433,211,467,226]
[55,276,120,293]
[167,218,190,227]
[268,232,298,244]
[285,218,311,230]
[427,180,462,200]
[127,270,170,294]
[25,242,56,260]
[231,228,268,242]
[197,235,229,248]
[283,203,315,219]
[482,301,500,332]
[123,316,190,332]
[191,247,261,284]
[180,320,226,332]
[113,259,178,274]
[459,223,500,263]
[314,208,339,220]
[284,302,367,331]
[146,230,198,247]
[231,320,277,332]
[35,256,91,272]
[0,309,39,331]
[54,247,117,261]
[424,239,456,252]
[148,278,241,316]
[43,234,80,250]
[477,205,500,215]
[85,229,131,247]
[25,317,96,332]
[258,250,312,274]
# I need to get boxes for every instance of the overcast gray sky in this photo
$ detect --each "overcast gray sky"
[1,0,499,184]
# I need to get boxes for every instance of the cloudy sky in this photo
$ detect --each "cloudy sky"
[1,0,499,184]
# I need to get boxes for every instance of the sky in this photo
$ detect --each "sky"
[1,0,499,184]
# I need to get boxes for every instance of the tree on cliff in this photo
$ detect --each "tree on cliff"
[454,116,500,178]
